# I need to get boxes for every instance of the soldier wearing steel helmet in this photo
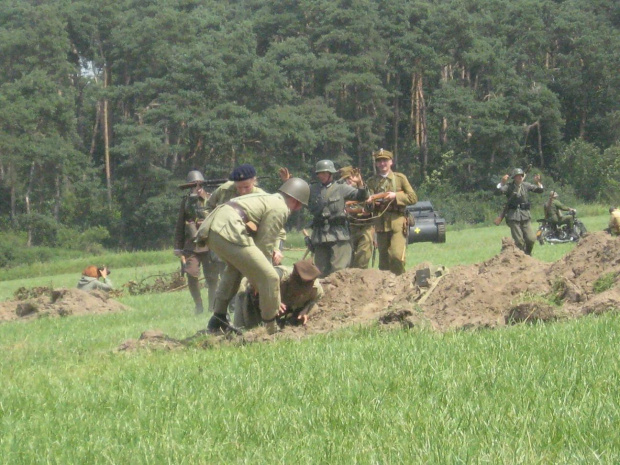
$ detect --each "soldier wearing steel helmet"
[494,167,544,255]
[366,149,417,275]
[195,177,310,334]
[174,170,221,314]
[308,159,369,276]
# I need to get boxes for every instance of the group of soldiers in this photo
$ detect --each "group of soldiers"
[174,154,618,334]
[174,148,417,334]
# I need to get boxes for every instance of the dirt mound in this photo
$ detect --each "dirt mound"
[0,288,128,322]
[147,232,620,350]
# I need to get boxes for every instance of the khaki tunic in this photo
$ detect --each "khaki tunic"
[367,172,417,275]
[232,266,324,329]
[195,193,291,321]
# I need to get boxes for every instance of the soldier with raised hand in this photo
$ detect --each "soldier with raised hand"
[195,178,310,335]
[340,166,374,269]
[174,170,220,314]
[366,149,417,275]
[495,167,544,255]
[608,207,620,236]
[308,159,369,276]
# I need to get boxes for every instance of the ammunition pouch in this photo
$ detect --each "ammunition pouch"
[507,201,530,210]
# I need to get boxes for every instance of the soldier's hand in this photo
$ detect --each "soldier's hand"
[277,302,287,317]
[533,174,541,184]
[173,249,183,257]
[493,217,503,226]
[297,314,308,325]
[278,167,291,182]
[500,174,509,185]
[272,249,284,265]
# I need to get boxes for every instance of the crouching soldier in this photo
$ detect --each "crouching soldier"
[195,178,310,334]
[233,259,323,329]
[77,266,113,292]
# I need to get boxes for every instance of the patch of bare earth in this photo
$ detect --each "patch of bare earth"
[122,231,620,350]
[0,288,128,322]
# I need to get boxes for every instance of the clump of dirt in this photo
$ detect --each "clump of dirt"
[0,288,128,322]
[126,232,620,351]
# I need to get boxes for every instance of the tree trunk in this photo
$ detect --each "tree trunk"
[103,65,112,207]
[393,73,400,163]
[25,162,35,247]
[54,173,61,221]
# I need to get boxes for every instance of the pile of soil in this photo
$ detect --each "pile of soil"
[0,288,128,322]
[122,231,620,351]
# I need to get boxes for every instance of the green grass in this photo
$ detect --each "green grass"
[0,213,617,463]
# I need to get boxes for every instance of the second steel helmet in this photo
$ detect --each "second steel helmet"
[315,160,337,174]
[178,170,205,188]
[279,177,310,206]
[511,168,525,178]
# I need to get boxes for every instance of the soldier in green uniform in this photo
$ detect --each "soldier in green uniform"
[340,166,374,269]
[494,168,544,255]
[366,149,417,275]
[174,170,220,314]
[232,259,323,329]
[195,177,310,334]
[308,160,369,276]
[206,163,285,265]
[544,191,576,233]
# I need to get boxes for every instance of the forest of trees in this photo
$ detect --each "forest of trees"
[1,0,619,252]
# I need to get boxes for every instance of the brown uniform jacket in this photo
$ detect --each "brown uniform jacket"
[366,171,417,232]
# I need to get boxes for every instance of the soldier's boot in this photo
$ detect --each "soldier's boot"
[207,298,230,333]
[187,276,204,314]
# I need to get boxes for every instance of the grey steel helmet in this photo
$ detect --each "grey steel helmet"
[279,177,310,206]
[315,159,338,174]
[178,170,205,188]
[511,168,525,178]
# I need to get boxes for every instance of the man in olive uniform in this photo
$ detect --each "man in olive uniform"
[340,166,374,269]
[495,168,544,255]
[366,149,417,275]
[195,178,310,334]
[232,259,323,330]
[174,170,220,314]
[308,159,369,276]
[206,163,285,265]
[544,191,576,233]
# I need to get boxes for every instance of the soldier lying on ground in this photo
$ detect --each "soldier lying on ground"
[232,259,323,330]
[77,265,113,292]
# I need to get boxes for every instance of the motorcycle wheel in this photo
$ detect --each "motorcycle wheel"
[575,221,587,235]
[536,228,545,245]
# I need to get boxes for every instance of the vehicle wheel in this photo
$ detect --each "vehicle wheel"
[436,223,446,243]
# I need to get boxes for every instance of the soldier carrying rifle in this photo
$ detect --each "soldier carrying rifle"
[366,149,417,275]
[494,167,544,255]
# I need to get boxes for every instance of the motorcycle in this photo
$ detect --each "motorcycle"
[536,211,587,245]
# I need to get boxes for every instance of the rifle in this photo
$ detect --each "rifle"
[371,233,377,267]
[302,229,313,259]
[180,176,271,190]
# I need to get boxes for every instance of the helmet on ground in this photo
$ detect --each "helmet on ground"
[178,170,205,188]
[279,177,310,206]
[315,160,337,174]
[511,168,525,178]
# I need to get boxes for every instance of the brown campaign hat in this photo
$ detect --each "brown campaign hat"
[373,148,393,160]
[339,166,354,179]
[293,259,321,282]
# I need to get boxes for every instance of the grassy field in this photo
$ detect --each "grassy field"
[1,214,618,463]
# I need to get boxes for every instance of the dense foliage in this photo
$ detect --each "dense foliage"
[1,0,619,251]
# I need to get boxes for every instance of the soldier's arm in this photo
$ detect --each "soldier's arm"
[205,186,222,214]
[342,183,369,202]
[254,205,289,259]
[395,175,417,206]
